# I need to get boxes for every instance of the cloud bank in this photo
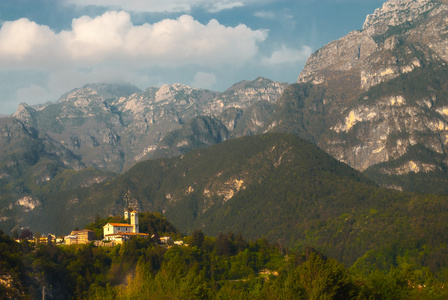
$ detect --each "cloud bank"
[0,11,267,69]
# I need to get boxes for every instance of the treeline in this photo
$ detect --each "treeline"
[1,228,447,299]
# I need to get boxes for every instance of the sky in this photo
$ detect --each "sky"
[0,0,386,114]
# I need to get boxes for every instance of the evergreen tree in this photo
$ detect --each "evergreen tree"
[191,229,205,249]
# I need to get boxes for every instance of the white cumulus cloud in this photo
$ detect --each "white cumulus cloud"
[262,45,312,65]
[0,18,57,66]
[0,11,268,69]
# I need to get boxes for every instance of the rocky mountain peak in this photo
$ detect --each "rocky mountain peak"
[298,0,448,90]
[290,0,448,193]
[154,83,196,104]
[81,83,141,100]
[362,0,436,36]
[12,103,36,127]
[58,83,141,104]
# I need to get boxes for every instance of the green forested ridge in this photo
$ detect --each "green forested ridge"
[1,226,447,299]
[11,133,447,279]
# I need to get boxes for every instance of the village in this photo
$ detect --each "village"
[15,209,185,247]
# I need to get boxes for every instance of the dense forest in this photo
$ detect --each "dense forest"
[1,213,448,299]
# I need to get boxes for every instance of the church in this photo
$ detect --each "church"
[103,209,148,244]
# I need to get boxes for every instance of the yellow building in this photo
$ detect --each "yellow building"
[34,235,53,244]
[64,229,94,245]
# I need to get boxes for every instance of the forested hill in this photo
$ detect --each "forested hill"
[15,133,448,269]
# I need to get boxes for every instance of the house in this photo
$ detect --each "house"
[159,236,171,244]
[64,235,78,245]
[64,229,95,245]
[34,235,53,245]
[103,209,148,244]
[71,229,94,244]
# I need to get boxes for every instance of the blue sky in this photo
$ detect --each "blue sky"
[0,0,385,114]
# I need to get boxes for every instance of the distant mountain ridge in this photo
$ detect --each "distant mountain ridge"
[10,77,287,174]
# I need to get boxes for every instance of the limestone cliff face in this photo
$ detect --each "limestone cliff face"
[292,0,448,190]
[362,0,439,36]
[299,0,448,90]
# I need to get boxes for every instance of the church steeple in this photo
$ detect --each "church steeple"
[130,210,139,233]
[123,191,130,220]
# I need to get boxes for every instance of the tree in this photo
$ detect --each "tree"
[215,232,236,256]
[235,233,248,253]
[297,252,354,299]
[19,229,33,240]
[191,229,204,249]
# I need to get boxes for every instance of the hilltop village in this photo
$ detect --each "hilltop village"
[14,209,183,247]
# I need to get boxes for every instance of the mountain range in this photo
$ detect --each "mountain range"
[1,0,448,268]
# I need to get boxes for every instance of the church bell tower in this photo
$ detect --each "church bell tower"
[130,210,139,233]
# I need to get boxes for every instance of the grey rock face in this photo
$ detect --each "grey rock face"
[293,0,448,188]
[299,0,448,89]
[362,0,437,35]
[9,78,287,173]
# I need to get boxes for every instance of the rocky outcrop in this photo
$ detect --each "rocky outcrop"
[362,0,437,35]
[291,0,448,191]
[299,0,448,90]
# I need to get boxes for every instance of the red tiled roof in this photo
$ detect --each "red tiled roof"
[106,223,133,227]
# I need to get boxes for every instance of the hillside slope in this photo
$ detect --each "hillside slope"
[12,133,448,268]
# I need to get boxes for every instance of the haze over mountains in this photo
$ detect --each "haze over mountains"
[1,0,448,262]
